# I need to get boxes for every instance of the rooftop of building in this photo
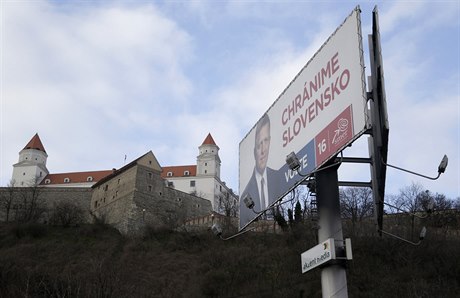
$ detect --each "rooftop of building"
[161,165,197,178]
[23,133,46,153]
[41,170,113,185]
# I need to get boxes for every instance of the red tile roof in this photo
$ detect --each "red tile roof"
[40,170,113,185]
[24,133,46,153]
[161,165,197,178]
[201,133,217,146]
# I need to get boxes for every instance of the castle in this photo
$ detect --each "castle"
[3,133,238,233]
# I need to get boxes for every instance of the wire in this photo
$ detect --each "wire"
[219,227,257,241]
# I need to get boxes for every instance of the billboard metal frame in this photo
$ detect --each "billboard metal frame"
[368,6,389,236]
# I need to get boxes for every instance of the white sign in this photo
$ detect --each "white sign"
[239,7,367,229]
[301,238,336,274]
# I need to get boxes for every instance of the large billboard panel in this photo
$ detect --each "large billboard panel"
[239,7,368,229]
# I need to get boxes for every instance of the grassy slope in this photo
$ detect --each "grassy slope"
[0,223,458,298]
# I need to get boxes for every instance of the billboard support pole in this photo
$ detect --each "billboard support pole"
[316,161,348,297]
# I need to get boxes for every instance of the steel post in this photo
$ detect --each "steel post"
[316,163,348,298]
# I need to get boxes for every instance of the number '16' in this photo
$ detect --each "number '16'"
[318,139,327,154]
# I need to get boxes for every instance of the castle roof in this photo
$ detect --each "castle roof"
[23,133,46,153]
[91,151,161,188]
[40,170,113,185]
[201,133,217,146]
[161,165,197,178]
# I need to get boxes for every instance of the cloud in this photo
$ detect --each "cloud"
[351,2,460,198]
[1,0,194,180]
[1,1,458,201]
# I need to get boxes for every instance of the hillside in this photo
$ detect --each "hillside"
[0,222,459,298]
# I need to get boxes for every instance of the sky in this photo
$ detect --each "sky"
[1,0,459,200]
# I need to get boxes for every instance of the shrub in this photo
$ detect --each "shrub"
[50,201,84,227]
[10,223,47,238]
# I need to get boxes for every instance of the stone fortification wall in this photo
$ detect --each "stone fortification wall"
[90,164,212,234]
[1,160,212,235]
[128,165,212,233]
[0,187,92,223]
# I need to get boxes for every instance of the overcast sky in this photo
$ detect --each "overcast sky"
[1,0,458,200]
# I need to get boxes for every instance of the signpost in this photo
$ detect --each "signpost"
[301,238,336,274]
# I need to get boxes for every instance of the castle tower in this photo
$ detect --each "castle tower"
[197,133,221,178]
[12,133,49,186]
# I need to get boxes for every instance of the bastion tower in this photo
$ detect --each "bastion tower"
[11,133,49,186]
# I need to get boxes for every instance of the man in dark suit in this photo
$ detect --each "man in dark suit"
[240,113,281,228]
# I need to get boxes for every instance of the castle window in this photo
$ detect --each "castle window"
[167,172,173,177]
[168,181,174,188]
[44,179,51,184]
[39,172,42,177]
[87,176,93,182]
[148,185,152,192]
[118,179,120,184]
[177,198,182,202]
[190,180,195,187]
[205,162,207,166]
[64,178,70,183]
[205,170,207,174]
[148,172,152,179]
[104,185,108,191]
[23,172,25,176]
[149,160,152,165]
[184,170,190,176]
[94,201,98,208]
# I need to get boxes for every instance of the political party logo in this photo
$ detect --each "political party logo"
[332,118,349,145]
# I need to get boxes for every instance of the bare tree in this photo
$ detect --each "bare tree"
[216,193,238,232]
[2,177,46,223]
[279,186,310,220]
[394,182,425,214]
[216,193,238,217]
[340,187,373,235]
[431,193,454,211]
[17,178,45,223]
[0,180,16,222]
[454,197,460,210]
[392,182,431,240]
[50,201,84,227]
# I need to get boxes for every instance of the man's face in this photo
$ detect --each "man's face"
[254,123,270,174]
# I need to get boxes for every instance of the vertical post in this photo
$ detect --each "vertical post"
[316,163,348,298]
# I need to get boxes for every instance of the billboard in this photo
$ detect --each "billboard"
[239,7,368,229]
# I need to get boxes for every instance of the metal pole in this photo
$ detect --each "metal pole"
[316,163,348,298]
